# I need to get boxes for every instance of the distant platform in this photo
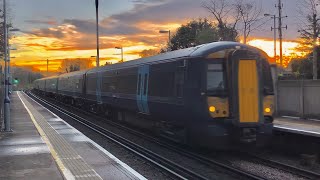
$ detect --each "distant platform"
[274,116,320,138]
[0,91,146,180]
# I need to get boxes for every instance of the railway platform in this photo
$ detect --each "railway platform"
[0,91,146,180]
[274,116,320,137]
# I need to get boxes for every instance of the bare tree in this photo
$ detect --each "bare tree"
[202,0,240,41]
[297,0,320,79]
[235,0,264,44]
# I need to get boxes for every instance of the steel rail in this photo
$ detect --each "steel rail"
[26,92,207,180]
[28,91,266,180]
[243,153,320,180]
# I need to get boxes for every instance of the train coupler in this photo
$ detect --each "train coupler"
[239,128,257,143]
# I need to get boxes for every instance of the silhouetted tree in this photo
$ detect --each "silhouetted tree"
[59,58,93,73]
[138,49,159,58]
[11,67,44,90]
[297,0,320,79]
[290,47,320,79]
[166,18,222,51]
[202,0,240,41]
[104,61,112,66]
[235,0,264,44]
[69,64,80,72]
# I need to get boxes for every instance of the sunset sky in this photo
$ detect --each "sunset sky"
[7,0,308,72]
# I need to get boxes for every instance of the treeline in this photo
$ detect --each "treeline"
[10,67,43,90]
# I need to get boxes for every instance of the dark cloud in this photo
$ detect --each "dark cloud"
[21,0,209,51]
[24,0,206,41]
[25,19,57,25]
[63,19,151,36]
[106,0,207,25]
[26,28,66,38]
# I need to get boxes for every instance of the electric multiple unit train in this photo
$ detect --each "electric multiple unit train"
[33,42,274,148]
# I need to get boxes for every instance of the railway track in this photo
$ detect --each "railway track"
[27,91,320,180]
[241,153,320,180]
[26,91,207,180]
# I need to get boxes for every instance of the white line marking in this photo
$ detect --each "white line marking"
[17,92,76,180]
[274,125,320,136]
[281,116,300,119]
[23,91,147,180]
[281,116,320,122]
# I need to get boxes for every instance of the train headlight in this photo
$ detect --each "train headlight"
[209,106,216,112]
[265,107,271,113]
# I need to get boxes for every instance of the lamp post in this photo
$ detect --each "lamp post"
[159,30,171,44]
[264,14,277,63]
[115,47,123,62]
[95,0,100,67]
[7,29,20,95]
[9,55,16,93]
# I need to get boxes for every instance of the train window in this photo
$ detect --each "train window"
[116,75,137,94]
[262,59,274,95]
[175,71,184,97]
[208,64,222,71]
[207,63,225,94]
[149,71,175,97]
[206,49,234,59]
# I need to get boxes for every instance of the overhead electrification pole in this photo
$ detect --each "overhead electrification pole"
[3,0,11,132]
[278,0,283,67]
[312,13,318,80]
[264,14,277,62]
[95,0,100,67]
[272,15,277,62]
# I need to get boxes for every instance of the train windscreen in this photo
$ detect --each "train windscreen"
[207,62,226,95]
[262,60,274,95]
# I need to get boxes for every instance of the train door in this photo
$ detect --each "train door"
[82,73,86,97]
[229,50,262,124]
[237,59,259,123]
[96,71,102,103]
[136,65,150,114]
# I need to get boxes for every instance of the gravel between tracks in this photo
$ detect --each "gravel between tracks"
[230,159,306,180]
[29,92,320,180]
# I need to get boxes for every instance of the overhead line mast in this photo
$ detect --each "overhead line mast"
[277,0,287,67]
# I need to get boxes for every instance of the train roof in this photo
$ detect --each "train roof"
[87,41,263,73]
[58,69,87,78]
[34,75,59,81]
[33,71,85,82]
[35,41,266,80]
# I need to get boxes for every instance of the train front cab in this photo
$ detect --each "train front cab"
[201,47,274,149]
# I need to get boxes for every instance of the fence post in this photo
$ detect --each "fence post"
[300,79,305,119]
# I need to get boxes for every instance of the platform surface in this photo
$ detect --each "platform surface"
[274,116,320,137]
[0,92,63,180]
[0,92,146,180]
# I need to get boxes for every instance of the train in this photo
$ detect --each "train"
[33,41,274,149]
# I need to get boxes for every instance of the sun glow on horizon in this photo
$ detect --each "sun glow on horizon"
[248,39,303,57]
[10,31,306,73]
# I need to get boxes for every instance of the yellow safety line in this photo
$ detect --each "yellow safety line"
[17,92,75,180]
